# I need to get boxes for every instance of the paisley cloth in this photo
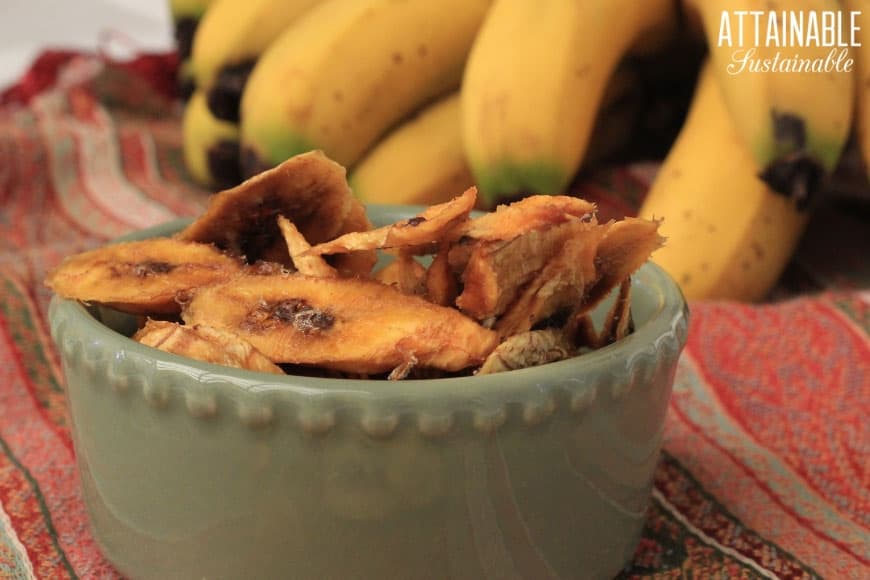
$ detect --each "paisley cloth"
[0,53,867,579]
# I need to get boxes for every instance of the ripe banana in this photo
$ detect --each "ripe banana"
[638,61,810,301]
[240,0,492,175]
[688,0,854,201]
[191,0,320,122]
[582,65,646,169]
[846,0,870,179]
[349,93,474,206]
[183,90,241,189]
[350,63,645,207]
[169,0,214,22]
[168,0,215,100]
[461,0,676,206]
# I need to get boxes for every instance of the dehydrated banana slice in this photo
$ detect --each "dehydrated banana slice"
[455,195,596,242]
[45,238,243,314]
[425,245,457,307]
[477,329,575,375]
[596,278,634,347]
[373,253,426,296]
[177,150,356,263]
[134,319,284,374]
[455,220,595,321]
[277,215,337,278]
[329,198,377,277]
[181,273,499,374]
[577,217,664,315]
[495,226,606,337]
[307,187,476,256]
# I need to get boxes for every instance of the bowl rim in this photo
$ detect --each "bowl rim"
[49,205,689,404]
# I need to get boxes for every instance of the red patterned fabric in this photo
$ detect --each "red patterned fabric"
[0,53,868,579]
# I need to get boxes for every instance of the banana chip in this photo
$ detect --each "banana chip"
[425,245,457,306]
[576,217,665,316]
[328,199,378,277]
[455,195,596,242]
[134,319,284,374]
[45,238,242,314]
[373,253,427,296]
[177,150,359,264]
[596,278,634,347]
[454,220,595,321]
[277,215,337,278]
[181,273,499,374]
[307,187,476,256]
[477,329,575,375]
[47,149,662,379]
[495,226,606,337]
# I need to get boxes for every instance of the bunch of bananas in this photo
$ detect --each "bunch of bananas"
[174,0,868,302]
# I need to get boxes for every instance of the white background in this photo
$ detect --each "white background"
[0,0,174,90]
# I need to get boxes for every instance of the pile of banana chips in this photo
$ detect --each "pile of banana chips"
[46,151,663,379]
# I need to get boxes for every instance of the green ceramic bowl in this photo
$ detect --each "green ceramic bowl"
[49,206,688,580]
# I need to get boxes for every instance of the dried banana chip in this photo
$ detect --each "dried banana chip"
[177,150,355,263]
[277,215,337,278]
[181,273,499,374]
[596,278,634,347]
[566,278,635,350]
[45,238,243,314]
[455,220,595,321]
[425,245,457,307]
[577,217,664,316]
[477,329,575,375]
[495,226,606,337]
[134,319,284,374]
[373,252,427,296]
[329,199,377,277]
[307,187,476,256]
[455,195,596,242]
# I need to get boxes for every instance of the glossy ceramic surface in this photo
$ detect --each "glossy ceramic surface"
[49,206,689,580]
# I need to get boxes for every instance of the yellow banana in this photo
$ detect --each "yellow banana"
[350,63,645,206]
[240,0,492,175]
[349,93,474,206]
[460,0,676,206]
[639,61,810,301]
[689,0,854,200]
[582,65,645,169]
[168,0,216,100]
[182,90,241,189]
[169,0,213,19]
[191,0,321,121]
[846,0,870,179]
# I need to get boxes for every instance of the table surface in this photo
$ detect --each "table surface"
[0,28,868,580]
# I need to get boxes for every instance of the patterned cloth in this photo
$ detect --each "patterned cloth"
[0,54,867,580]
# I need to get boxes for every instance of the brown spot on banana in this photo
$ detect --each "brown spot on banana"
[206,140,243,189]
[206,60,257,123]
[771,110,806,150]
[758,110,824,209]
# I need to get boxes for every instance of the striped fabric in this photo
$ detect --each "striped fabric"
[0,54,867,579]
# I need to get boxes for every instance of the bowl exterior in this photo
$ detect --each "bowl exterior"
[49,211,688,580]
